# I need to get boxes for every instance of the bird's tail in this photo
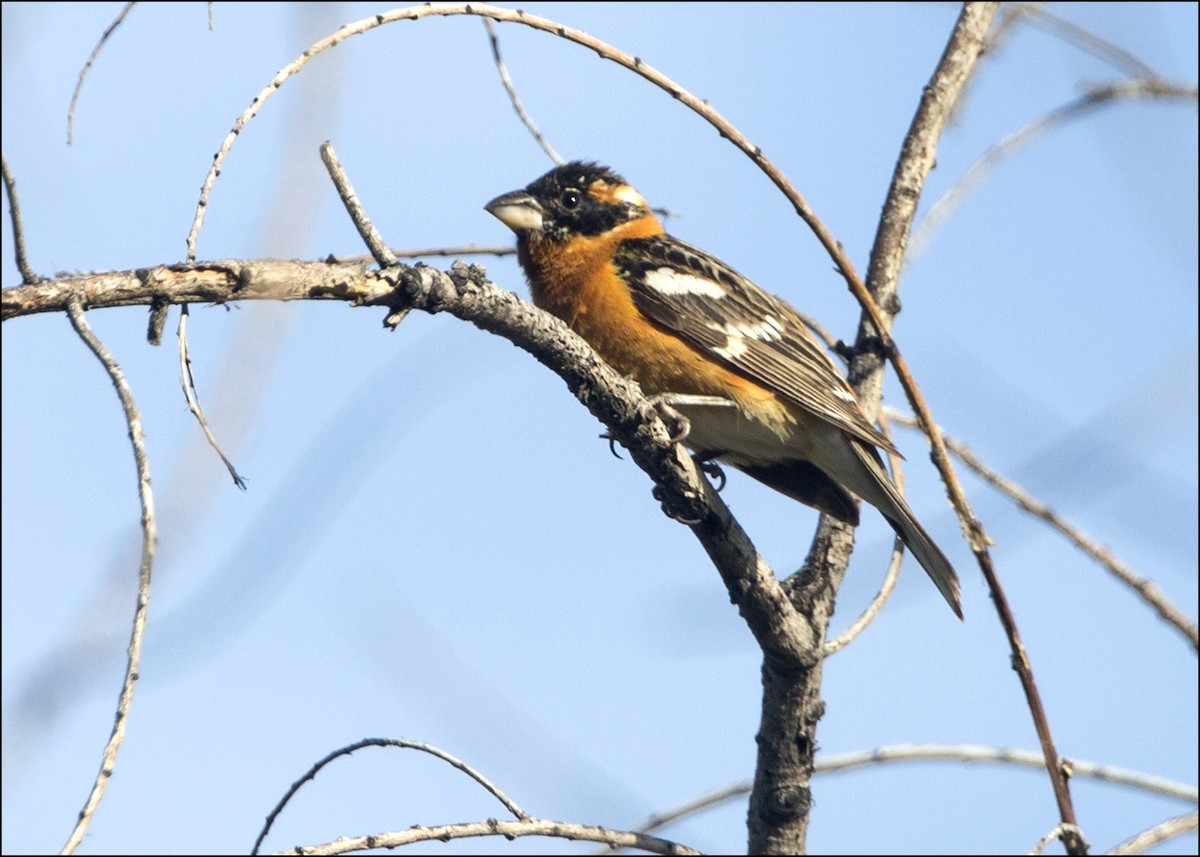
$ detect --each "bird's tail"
[846,441,963,618]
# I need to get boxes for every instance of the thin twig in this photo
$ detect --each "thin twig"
[887,409,1199,652]
[1009,3,1158,78]
[483,18,563,164]
[253,737,530,854]
[280,817,699,856]
[319,142,411,325]
[1,149,41,283]
[911,78,1198,263]
[1032,824,1088,856]
[816,745,1197,803]
[824,411,906,654]
[860,3,1085,852]
[60,294,156,854]
[621,743,1197,842]
[179,0,910,323]
[1106,811,1199,855]
[823,539,903,656]
[177,306,247,489]
[67,1,135,145]
[318,142,396,267]
[326,244,515,265]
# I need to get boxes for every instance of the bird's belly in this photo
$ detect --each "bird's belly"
[673,398,813,464]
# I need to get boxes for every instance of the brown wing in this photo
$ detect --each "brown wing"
[615,234,897,454]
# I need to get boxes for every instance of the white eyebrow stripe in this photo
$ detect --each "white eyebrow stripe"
[643,267,726,298]
[612,185,646,206]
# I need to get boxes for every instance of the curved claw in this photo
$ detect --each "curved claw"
[599,431,624,460]
[652,402,691,444]
[645,397,691,444]
[695,456,727,492]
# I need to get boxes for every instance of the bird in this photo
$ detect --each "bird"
[484,161,962,617]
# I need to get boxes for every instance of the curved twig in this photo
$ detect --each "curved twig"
[1106,811,1199,855]
[253,737,529,854]
[887,409,1199,652]
[910,78,1199,263]
[1031,824,1088,856]
[60,294,157,855]
[620,743,1196,842]
[1006,3,1158,78]
[67,1,136,145]
[177,306,247,489]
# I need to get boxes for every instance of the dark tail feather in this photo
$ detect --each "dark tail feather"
[849,443,963,619]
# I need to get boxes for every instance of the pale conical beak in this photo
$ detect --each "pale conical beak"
[484,190,544,234]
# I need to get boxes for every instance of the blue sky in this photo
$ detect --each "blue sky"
[2,3,1196,854]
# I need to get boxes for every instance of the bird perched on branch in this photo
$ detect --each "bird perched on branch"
[485,161,961,617]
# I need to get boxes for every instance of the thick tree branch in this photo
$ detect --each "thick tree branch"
[3,260,820,668]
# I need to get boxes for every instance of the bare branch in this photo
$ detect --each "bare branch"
[326,245,515,265]
[1107,811,1199,855]
[67,1,135,145]
[852,3,1085,852]
[319,142,408,324]
[483,18,563,164]
[822,540,902,656]
[3,258,819,665]
[1031,824,1089,856]
[623,744,1197,841]
[887,409,1199,651]
[2,260,372,320]
[253,738,530,855]
[911,78,1199,263]
[1,149,41,283]
[816,745,1197,804]
[60,294,156,854]
[1009,3,1159,78]
[280,817,700,856]
[319,142,397,268]
[177,306,247,489]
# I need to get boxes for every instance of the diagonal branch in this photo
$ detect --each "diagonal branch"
[2,258,821,668]
[887,409,1199,652]
[859,3,1084,852]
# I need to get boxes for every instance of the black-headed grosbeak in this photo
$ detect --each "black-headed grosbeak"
[485,162,962,617]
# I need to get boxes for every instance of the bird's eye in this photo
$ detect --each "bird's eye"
[560,189,582,209]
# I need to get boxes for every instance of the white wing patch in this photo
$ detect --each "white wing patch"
[710,315,785,361]
[724,316,785,341]
[643,267,727,299]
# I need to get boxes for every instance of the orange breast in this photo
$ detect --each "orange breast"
[519,216,792,434]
